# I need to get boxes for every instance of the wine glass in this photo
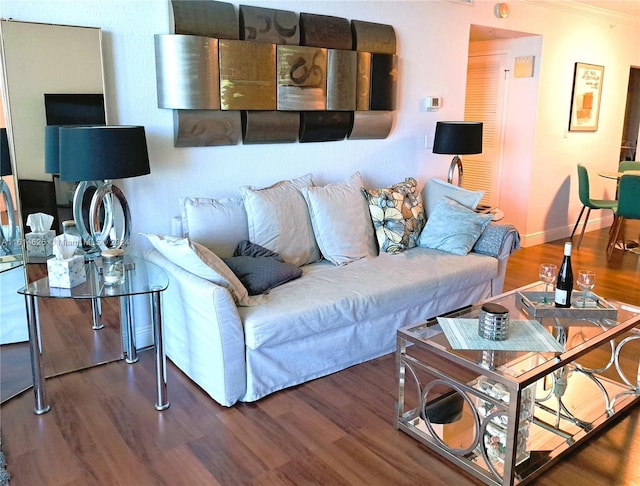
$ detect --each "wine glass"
[539,263,558,307]
[576,270,596,307]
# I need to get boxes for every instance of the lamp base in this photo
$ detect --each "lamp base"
[89,180,131,251]
[447,155,463,187]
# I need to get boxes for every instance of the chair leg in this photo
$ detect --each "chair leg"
[570,205,587,240]
[607,216,623,260]
[576,208,592,249]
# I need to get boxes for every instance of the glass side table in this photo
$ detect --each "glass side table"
[18,255,170,414]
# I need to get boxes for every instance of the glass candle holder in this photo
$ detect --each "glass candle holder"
[101,249,125,286]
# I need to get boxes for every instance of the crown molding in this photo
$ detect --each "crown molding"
[518,0,640,24]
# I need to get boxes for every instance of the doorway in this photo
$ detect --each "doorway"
[621,67,640,162]
[464,25,542,223]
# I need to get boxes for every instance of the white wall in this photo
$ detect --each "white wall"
[1,0,638,245]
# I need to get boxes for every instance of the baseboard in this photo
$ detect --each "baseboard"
[520,214,613,248]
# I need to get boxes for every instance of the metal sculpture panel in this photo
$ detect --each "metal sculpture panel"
[219,40,276,110]
[277,45,327,111]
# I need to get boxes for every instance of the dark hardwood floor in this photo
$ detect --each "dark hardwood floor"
[1,227,640,485]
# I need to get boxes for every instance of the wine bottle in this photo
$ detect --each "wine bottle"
[554,242,573,308]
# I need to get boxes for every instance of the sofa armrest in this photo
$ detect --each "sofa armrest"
[472,223,521,295]
[145,248,246,406]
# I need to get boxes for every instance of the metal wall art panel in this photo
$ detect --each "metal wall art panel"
[219,40,276,111]
[351,20,396,54]
[326,50,357,111]
[155,34,220,110]
[174,109,241,146]
[299,13,352,50]
[348,111,394,140]
[356,51,371,111]
[370,54,398,110]
[277,45,327,111]
[299,111,352,143]
[239,5,300,45]
[242,111,300,144]
[171,0,239,39]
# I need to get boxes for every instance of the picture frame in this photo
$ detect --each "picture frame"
[569,62,604,132]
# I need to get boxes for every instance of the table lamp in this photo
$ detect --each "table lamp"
[58,125,150,251]
[0,128,18,255]
[432,121,483,187]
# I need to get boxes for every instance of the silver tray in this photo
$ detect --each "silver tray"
[516,291,618,320]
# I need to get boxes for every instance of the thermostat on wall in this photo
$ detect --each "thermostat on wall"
[423,96,441,111]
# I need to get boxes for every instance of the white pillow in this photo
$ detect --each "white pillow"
[302,172,377,266]
[141,233,263,306]
[423,178,484,218]
[180,196,249,258]
[239,174,320,267]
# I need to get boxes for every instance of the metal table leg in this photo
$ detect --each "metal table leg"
[151,289,169,411]
[25,295,50,415]
[91,297,103,330]
[119,294,138,364]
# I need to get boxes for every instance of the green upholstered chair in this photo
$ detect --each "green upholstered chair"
[607,174,640,259]
[571,164,617,249]
[618,161,640,172]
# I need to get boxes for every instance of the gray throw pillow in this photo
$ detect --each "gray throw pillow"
[223,241,302,295]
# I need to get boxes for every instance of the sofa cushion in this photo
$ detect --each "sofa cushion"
[302,172,377,266]
[423,178,483,218]
[141,233,261,306]
[239,247,498,350]
[180,196,249,258]
[362,177,426,254]
[239,173,320,267]
[418,197,492,255]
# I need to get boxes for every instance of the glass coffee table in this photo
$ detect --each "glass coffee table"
[396,282,640,486]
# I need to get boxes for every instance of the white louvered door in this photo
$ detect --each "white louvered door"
[463,53,508,208]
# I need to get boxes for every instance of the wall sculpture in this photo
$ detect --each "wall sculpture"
[154,0,398,146]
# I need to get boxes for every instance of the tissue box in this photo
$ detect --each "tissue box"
[26,230,55,258]
[46,254,86,288]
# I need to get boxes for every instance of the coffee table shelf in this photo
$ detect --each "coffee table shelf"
[396,282,640,486]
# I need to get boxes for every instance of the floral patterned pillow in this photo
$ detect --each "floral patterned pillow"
[362,178,426,254]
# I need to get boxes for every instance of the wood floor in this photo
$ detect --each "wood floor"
[2,227,640,485]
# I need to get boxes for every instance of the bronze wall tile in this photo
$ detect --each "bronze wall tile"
[240,5,299,45]
[348,111,394,139]
[277,45,327,111]
[370,54,398,111]
[299,13,351,50]
[171,0,238,39]
[174,109,241,146]
[219,40,276,110]
[326,49,357,111]
[242,111,299,144]
[299,111,352,142]
[356,52,371,111]
[351,20,396,54]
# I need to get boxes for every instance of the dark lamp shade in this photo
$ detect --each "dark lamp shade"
[59,125,150,182]
[44,125,61,174]
[1,128,11,176]
[433,121,483,155]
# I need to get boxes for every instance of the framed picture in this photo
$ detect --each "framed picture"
[569,62,604,132]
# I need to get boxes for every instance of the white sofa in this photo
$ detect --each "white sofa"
[144,175,519,406]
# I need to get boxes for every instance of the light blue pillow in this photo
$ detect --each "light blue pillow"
[418,196,492,255]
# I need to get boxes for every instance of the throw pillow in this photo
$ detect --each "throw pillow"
[417,196,492,255]
[239,173,320,267]
[141,233,261,306]
[180,196,249,258]
[362,177,426,254]
[302,172,377,266]
[223,241,303,295]
[423,178,484,218]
